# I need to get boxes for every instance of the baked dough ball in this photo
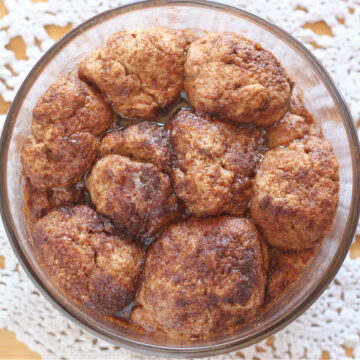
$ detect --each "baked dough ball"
[79,27,187,120]
[265,248,317,306]
[266,113,311,148]
[25,179,85,219]
[32,205,143,315]
[168,110,264,216]
[184,32,292,126]
[86,154,182,238]
[131,216,266,339]
[250,136,339,250]
[32,77,113,141]
[24,178,52,219]
[100,122,173,173]
[21,133,98,191]
[266,95,316,147]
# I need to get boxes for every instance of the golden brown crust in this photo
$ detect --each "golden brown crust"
[21,133,98,191]
[32,205,143,315]
[32,77,113,141]
[78,27,187,120]
[168,110,264,216]
[100,122,173,173]
[184,32,292,126]
[250,136,339,250]
[131,216,266,339]
[265,247,317,306]
[266,95,317,147]
[86,154,183,238]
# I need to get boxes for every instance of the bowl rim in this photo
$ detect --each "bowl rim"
[1,0,359,357]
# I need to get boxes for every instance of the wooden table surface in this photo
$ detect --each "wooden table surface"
[0,1,358,358]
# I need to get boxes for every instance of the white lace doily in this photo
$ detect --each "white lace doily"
[1,1,360,359]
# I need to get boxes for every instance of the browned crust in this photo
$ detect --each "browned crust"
[32,205,143,315]
[21,133,98,191]
[250,136,339,250]
[100,122,173,173]
[86,154,183,238]
[78,27,187,120]
[184,32,292,126]
[131,216,266,339]
[168,109,264,216]
[32,77,113,141]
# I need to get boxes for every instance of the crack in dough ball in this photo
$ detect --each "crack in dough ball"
[21,133,98,191]
[86,154,182,238]
[184,32,292,126]
[100,122,173,174]
[168,109,264,216]
[131,216,266,339]
[78,27,187,121]
[50,186,86,208]
[260,238,270,274]
[32,77,113,142]
[250,136,339,250]
[32,205,143,315]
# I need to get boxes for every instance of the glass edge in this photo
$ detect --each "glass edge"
[0,0,359,357]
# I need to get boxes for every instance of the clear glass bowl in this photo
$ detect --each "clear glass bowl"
[1,0,359,357]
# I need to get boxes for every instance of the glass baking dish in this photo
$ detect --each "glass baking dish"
[0,0,359,357]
